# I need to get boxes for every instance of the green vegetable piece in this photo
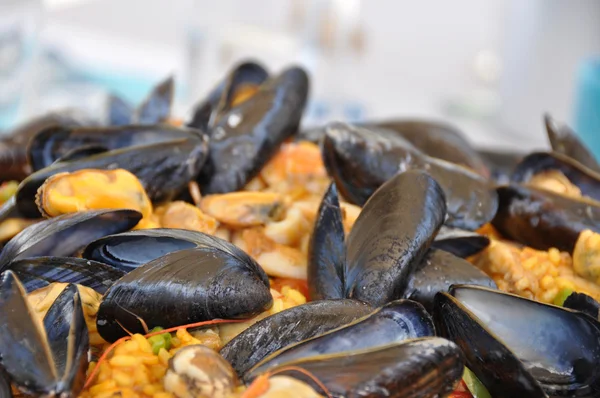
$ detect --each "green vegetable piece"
[463,367,492,398]
[150,337,166,355]
[149,326,164,333]
[554,288,575,306]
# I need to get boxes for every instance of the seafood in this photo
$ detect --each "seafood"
[512,151,600,201]
[435,285,600,397]
[544,114,600,172]
[7,256,125,294]
[135,76,174,125]
[187,61,269,133]
[321,122,498,230]
[432,226,490,258]
[477,148,525,184]
[249,338,464,398]
[197,67,309,194]
[164,345,238,398]
[245,299,435,379]
[492,184,600,252]
[0,272,89,397]
[0,209,141,271]
[370,119,489,177]
[310,171,446,305]
[220,299,373,376]
[96,234,273,342]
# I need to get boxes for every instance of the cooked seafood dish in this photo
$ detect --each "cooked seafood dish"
[1,61,600,398]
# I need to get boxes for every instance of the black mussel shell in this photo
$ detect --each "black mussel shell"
[83,229,214,272]
[107,95,133,126]
[197,66,309,194]
[16,135,208,218]
[97,235,272,342]
[251,337,464,398]
[0,111,93,182]
[8,256,125,294]
[345,170,446,305]
[370,119,489,177]
[513,151,600,202]
[307,183,346,300]
[29,124,200,171]
[439,285,600,397]
[0,272,88,397]
[434,291,547,398]
[404,249,496,313]
[134,76,174,124]
[322,122,498,230]
[246,299,435,379]
[0,369,11,398]
[220,299,373,377]
[432,226,490,258]
[492,184,600,252]
[545,114,600,173]
[0,209,141,272]
[563,292,600,320]
[187,61,269,132]
[477,147,525,184]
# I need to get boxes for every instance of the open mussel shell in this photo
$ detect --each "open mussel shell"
[83,228,216,272]
[0,209,141,272]
[545,114,600,173]
[345,170,446,305]
[187,61,269,132]
[97,234,272,342]
[197,66,309,194]
[492,184,600,251]
[437,285,600,397]
[7,256,125,294]
[220,299,373,377]
[134,76,174,124]
[307,183,346,301]
[246,299,435,380]
[15,135,208,218]
[434,291,547,398]
[28,124,201,171]
[431,226,490,258]
[249,337,464,398]
[0,272,89,397]
[322,122,498,230]
[403,249,496,313]
[512,151,600,201]
[369,119,489,177]
[0,110,96,182]
[106,94,133,126]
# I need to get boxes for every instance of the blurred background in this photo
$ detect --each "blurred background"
[1,0,599,151]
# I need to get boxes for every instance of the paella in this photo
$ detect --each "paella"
[0,61,600,398]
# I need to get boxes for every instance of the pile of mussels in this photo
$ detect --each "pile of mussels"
[0,61,600,398]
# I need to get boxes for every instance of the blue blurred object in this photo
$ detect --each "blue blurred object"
[574,57,600,160]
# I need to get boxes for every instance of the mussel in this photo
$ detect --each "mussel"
[435,285,600,397]
[220,299,373,376]
[96,233,273,342]
[7,256,125,294]
[369,119,489,177]
[321,122,498,230]
[492,184,600,252]
[245,299,435,379]
[544,114,600,173]
[309,171,446,305]
[134,76,174,124]
[477,147,525,184]
[431,226,490,258]
[0,209,141,271]
[249,337,465,398]
[187,61,269,133]
[197,66,309,194]
[5,129,208,219]
[0,271,89,397]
